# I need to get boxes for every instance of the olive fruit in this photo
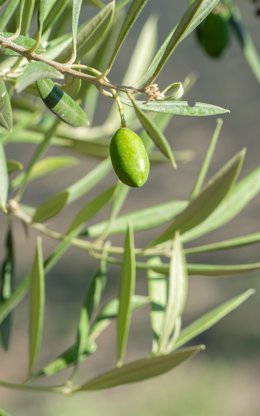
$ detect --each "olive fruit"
[196,10,230,58]
[110,127,150,187]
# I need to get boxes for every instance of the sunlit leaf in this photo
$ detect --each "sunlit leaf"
[0,79,12,130]
[121,97,229,117]
[0,143,9,210]
[36,79,88,127]
[76,346,204,391]
[15,62,63,93]
[174,289,255,349]
[28,238,45,377]
[117,223,136,366]
[0,228,15,350]
[151,149,245,246]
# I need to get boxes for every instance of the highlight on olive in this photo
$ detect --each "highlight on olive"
[109,127,150,188]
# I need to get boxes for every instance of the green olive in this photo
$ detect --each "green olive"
[196,11,230,58]
[110,127,150,187]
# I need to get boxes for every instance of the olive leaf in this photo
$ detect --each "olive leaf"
[76,346,204,391]
[0,79,13,130]
[151,149,245,246]
[36,79,88,127]
[0,143,9,210]
[174,289,255,349]
[0,228,15,351]
[131,97,177,167]
[20,0,36,35]
[42,0,70,34]
[0,0,19,32]
[121,97,229,117]
[104,0,148,74]
[71,0,83,62]
[117,223,136,366]
[15,62,63,93]
[28,238,45,377]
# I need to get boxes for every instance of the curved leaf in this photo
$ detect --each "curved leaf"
[0,79,12,130]
[121,97,229,117]
[76,346,203,391]
[36,79,88,127]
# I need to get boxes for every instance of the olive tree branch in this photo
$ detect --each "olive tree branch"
[0,35,144,95]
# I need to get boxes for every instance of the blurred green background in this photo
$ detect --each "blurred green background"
[0,1,260,415]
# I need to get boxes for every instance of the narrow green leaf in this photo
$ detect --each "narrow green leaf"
[0,408,12,416]
[105,0,148,74]
[158,233,188,353]
[42,0,70,34]
[57,1,115,62]
[147,258,167,353]
[67,185,116,233]
[0,0,19,32]
[117,223,136,367]
[138,261,260,277]
[0,79,12,130]
[137,0,220,86]
[11,156,78,189]
[32,158,111,223]
[15,62,63,93]
[36,79,88,127]
[183,167,260,243]
[37,296,148,377]
[131,97,176,167]
[71,0,83,62]
[0,143,9,210]
[85,200,187,237]
[0,228,15,350]
[121,97,229,117]
[28,238,45,377]
[37,0,48,36]
[229,3,260,83]
[77,346,203,391]
[186,232,260,255]
[151,150,245,246]
[7,159,23,174]
[174,289,255,349]
[20,0,36,35]
[74,264,107,362]
[191,118,223,198]
[33,191,69,223]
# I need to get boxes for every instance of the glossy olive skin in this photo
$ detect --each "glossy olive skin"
[110,127,150,187]
[196,12,230,58]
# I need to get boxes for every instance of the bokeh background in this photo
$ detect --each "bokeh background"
[0,1,260,415]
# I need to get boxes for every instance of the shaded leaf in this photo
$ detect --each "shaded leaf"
[0,228,15,350]
[0,79,12,130]
[0,0,19,32]
[0,143,9,210]
[121,97,229,117]
[158,233,188,353]
[85,200,187,237]
[15,62,63,93]
[36,79,88,127]
[117,223,136,366]
[7,159,23,174]
[183,167,260,243]
[42,0,70,34]
[71,0,83,62]
[137,0,220,86]
[131,97,176,167]
[77,346,203,391]
[151,150,245,246]
[33,191,69,223]
[174,289,255,349]
[147,258,167,353]
[57,1,115,62]
[28,238,45,377]
[105,0,148,73]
